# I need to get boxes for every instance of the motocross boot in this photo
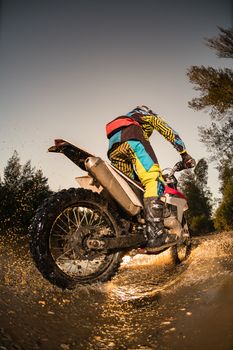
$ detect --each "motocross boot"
[143,197,178,249]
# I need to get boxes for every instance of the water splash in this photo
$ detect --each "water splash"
[1,231,233,350]
[1,231,233,302]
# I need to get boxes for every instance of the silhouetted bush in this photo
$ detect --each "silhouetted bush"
[0,151,52,234]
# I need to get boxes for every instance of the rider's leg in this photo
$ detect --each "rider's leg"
[108,142,138,179]
[126,140,178,249]
[109,141,177,248]
[143,197,178,248]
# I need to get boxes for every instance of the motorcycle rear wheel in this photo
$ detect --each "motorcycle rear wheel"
[30,188,124,289]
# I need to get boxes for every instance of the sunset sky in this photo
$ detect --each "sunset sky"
[0,0,232,198]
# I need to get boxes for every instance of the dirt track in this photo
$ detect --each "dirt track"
[0,232,233,350]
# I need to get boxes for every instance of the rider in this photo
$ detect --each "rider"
[106,105,195,250]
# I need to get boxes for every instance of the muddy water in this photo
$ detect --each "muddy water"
[0,232,233,350]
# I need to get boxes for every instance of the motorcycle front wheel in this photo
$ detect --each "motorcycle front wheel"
[30,188,124,289]
[172,216,191,264]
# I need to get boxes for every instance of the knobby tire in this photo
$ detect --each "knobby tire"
[29,188,124,289]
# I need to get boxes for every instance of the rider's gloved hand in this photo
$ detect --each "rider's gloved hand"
[181,152,196,169]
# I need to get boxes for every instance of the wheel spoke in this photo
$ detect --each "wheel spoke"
[78,211,86,226]
[63,210,77,229]
[73,208,80,226]
[56,247,73,260]
[87,210,95,226]
[49,204,114,279]
[55,222,70,234]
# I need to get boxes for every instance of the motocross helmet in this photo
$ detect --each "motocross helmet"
[127,105,154,117]
[135,105,153,115]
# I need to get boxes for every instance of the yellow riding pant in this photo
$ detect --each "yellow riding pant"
[109,141,165,198]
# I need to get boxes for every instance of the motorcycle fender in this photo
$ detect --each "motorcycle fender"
[75,175,103,194]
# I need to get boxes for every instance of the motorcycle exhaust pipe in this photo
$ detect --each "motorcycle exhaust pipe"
[85,157,143,216]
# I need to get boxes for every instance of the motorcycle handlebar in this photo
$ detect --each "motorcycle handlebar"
[169,160,195,177]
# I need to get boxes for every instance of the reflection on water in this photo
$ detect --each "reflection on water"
[87,232,233,350]
[109,248,185,302]
[108,232,233,301]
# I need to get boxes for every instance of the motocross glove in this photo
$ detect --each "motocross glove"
[181,152,196,169]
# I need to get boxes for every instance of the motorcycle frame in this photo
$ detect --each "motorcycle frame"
[49,139,188,227]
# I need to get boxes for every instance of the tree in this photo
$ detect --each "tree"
[179,159,213,235]
[198,117,233,166]
[0,151,21,230]
[187,27,233,121]
[187,27,233,167]
[3,150,21,187]
[0,151,52,233]
[214,162,233,231]
[187,66,233,120]
[187,27,233,232]
[206,27,233,59]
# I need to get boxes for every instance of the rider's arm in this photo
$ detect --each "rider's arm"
[141,114,187,155]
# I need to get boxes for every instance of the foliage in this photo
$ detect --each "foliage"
[187,27,233,232]
[199,118,233,166]
[187,27,233,121]
[206,27,233,59]
[187,66,233,120]
[179,159,213,235]
[214,163,233,231]
[190,214,209,234]
[0,151,52,234]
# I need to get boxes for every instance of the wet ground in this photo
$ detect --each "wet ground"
[0,231,233,350]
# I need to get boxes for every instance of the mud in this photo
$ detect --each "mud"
[0,231,233,350]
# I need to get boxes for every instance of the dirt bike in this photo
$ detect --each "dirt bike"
[29,139,192,289]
